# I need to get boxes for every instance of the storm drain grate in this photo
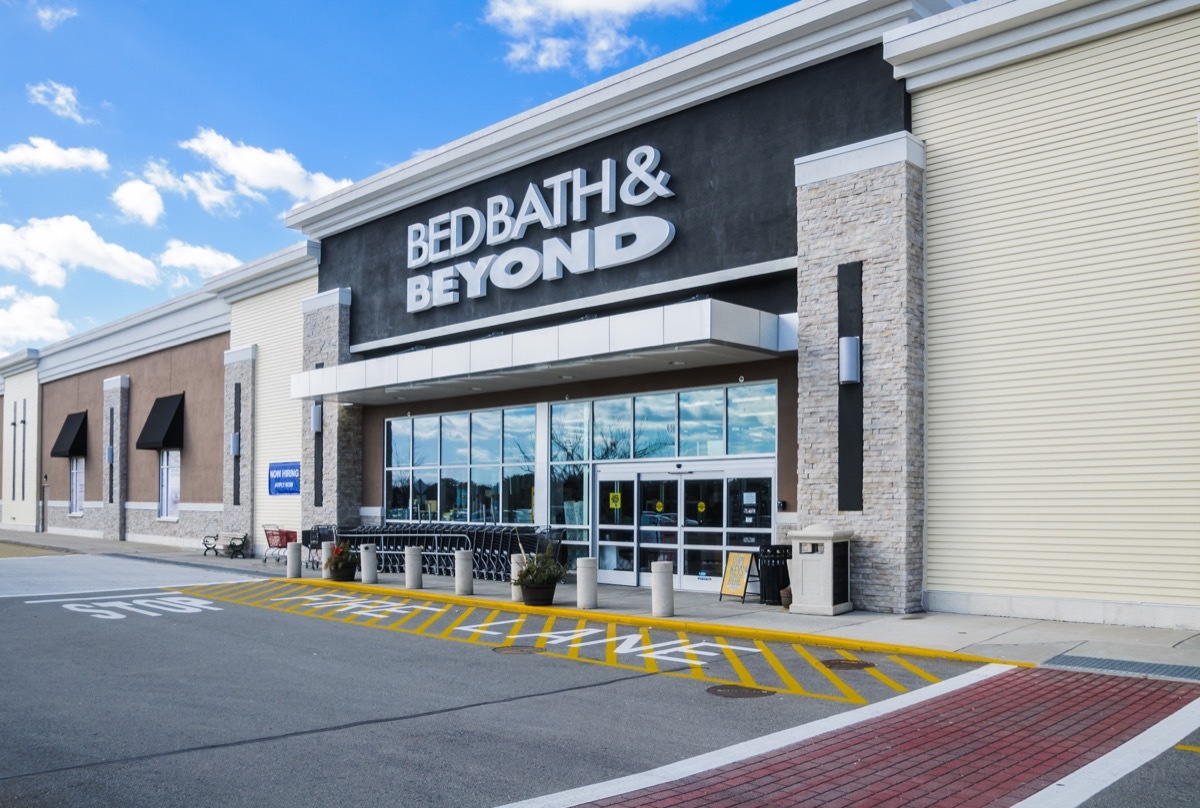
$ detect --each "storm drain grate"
[820,659,876,670]
[494,646,540,655]
[707,684,774,698]
[1044,654,1200,683]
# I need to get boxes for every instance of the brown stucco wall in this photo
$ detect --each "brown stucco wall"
[359,357,797,509]
[40,333,229,506]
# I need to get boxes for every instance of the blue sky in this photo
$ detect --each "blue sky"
[0,0,790,354]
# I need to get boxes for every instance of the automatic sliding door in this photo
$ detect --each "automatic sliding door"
[596,473,635,585]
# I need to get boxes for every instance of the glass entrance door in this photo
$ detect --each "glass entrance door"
[596,473,636,585]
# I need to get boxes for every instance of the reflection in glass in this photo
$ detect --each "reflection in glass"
[638,547,676,573]
[727,477,772,528]
[638,478,678,544]
[412,471,439,520]
[599,545,635,572]
[634,393,675,458]
[441,414,469,465]
[471,411,501,464]
[551,401,589,461]
[502,465,534,523]
[598,478,634,526]
[470,466,500,522]
[679,388,724,456]
[684,548,723,579]
[683,530,722,546]
[385,470,411,520]
[727,383,777,455]
[592,398,631,460]
[550,463,588,525]
[440,467,469,521]
[683,478,723,528]
[503,406,536,463]
[412,416,439,467]
[386,420,412,468]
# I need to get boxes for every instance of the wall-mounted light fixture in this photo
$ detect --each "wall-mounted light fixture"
[839,336,862,385]
[311,402,323,434]
[230,432,241,458]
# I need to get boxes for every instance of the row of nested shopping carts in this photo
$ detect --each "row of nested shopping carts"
[333,522,563,581]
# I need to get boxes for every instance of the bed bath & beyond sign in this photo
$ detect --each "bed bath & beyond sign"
[404,145,676,313]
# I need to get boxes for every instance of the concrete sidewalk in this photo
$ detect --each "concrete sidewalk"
[4,528,1200,678]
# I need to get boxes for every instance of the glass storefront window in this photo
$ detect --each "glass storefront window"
[551,401,589,461]
[727,383,776,455]
[679,388,724,456]
[412,470,439,519]
[551,463,588,525]
[385,469,411,520]
[470,466,500,522]
[440,467,468,521]
[387,420,412,468]
[471,411,501,464]
[413,416,439,467]
[502,465,534,523]
[593,397,631,460]
[441,413,469,465]
[727,477,772,529]
[634,392,675,458]
[683,478,723,528]
[504,406,536,463]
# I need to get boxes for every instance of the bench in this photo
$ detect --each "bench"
[203,531,249,559]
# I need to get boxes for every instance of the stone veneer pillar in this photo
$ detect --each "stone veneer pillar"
[223,346,255,542]
[794,132,926,613]
[301,288,363,529]
[101,375,129,541]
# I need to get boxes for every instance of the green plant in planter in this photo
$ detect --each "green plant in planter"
[324,539,360,573]
[512,544,566,587]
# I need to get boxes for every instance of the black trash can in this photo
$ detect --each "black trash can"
[757,544,792,605]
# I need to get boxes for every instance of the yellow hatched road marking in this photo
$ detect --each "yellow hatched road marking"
[639,627,659,674]
[795,644,866,704]
[677,631,706,679]
[836,649,906,693]
[535,617,558,649]
[500,615,529,645]
[887,654,941,684]
[436,607,477,638]
[604,622,620,666]
[468,610,502,643]
[755,639,810,696]
[566,619,589,660]
[714,637,756,687]
[1177,745,1200,754]
[415,604,449,634]
[386,601,441,631]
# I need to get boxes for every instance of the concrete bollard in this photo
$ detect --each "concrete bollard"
[405,545,423,589]
[576,557,598,609]
[511,553,526,601]
[361,544,378,585]
[651,559,674,617]
[321,541,333,580]
[455,549,474,595]
[286,541,302,578]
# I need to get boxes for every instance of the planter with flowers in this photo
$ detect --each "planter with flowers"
[325,539,359,582]
[512,544,566,606]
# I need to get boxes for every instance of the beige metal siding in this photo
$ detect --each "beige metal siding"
[914,11,1200,605]
[230,277,316,541]
[2,370,40,528]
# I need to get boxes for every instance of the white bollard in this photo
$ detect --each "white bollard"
[455,549,474,595]
[511,553,526,601]
[405,545,423,589]
[286,541,302,578]
[576,557,598,609]
[361,544,378,585]
[651,559,674,617]
[321,540,333,580]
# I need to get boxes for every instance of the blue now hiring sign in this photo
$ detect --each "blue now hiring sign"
[268,462,301,495]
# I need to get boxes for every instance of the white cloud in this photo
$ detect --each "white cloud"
[0,287,71,350]
[144,159,236,214]
[35,5,77,31]
[0,137,108,173]
[0,216,159,288]
[486,0,704,72]
[27,81,89,124]
[179,128,352,205]
[111,180,164,226]
[158,239,240,279]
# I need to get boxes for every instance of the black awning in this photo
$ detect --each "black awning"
[136,394,184,450]
[50,411,87,458]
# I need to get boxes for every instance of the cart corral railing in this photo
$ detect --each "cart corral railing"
[335,523,563,581]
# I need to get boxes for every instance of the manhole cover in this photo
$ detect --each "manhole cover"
[707,685,774,698]
[820,659,876,670]
[493,646,540,655]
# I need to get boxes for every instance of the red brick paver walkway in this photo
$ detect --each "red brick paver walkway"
[583,667,1200,807]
